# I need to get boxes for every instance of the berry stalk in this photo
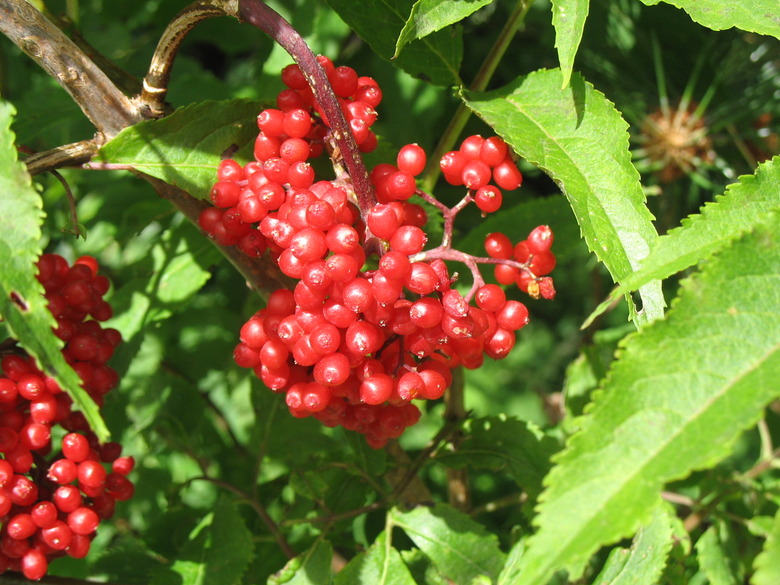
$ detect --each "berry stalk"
[238,0,376,217]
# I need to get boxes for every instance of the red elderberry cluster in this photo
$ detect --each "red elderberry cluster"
[199,58,556,448]
[0,254,133,580]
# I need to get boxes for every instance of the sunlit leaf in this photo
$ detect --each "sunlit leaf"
[0,101,109,441]
[501,212,780,584]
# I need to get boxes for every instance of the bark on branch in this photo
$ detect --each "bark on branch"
[0,0,144,140]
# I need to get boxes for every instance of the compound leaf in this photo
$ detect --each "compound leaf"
[0,101,109,441]
[501,212,780,584]
[639,0,780,40]
[96,100,263,200]
[464,69,664,325]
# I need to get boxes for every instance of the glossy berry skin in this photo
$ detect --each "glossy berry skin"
[204,63,558,449]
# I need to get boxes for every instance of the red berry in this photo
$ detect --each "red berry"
[62,433,90,463]
[396,144,427,176]
[493,158,523,190]
[527,225,554,254]
[68,507,100,535]
[474,185,503,213]
[479,136,509,166]
[484,232,513,259]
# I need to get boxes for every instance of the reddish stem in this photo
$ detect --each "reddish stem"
[237,0,376,218]
[411,190,534,301]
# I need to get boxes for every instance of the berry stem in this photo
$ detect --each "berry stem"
[237,0,376,217]
[420,0,532,193]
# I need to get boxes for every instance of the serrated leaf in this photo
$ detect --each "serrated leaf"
[324,0,462,86]
[436,416,559,498]
[394,0,492,59]
[390,503,505,583]
[204,497,254,585]
[501,212,780,585]
[269,540,333,585]
[96,100,264,200]
[585,156,780,327]
[695,521,742,585]
[591,503,673,585]
[0,101,109,441]
[335,531,417,585]
[639,0,780,40]
[753,507,780,585]
[463,69,664,325]
[150,497,253,585]
[551,0,590,88]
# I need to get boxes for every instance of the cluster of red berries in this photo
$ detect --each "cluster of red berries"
[485,226,556,299]
[199,58,556,448]
[0,254,133,580]
[440,135,523,213]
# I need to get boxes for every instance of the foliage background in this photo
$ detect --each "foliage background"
[0,0,779,583]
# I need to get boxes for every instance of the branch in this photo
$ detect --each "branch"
[137,173,296,295]
[0,0,144,139]
[140,1,234,117]
[22,139,98,175]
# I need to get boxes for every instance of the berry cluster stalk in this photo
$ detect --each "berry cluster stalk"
[238,0,376,217]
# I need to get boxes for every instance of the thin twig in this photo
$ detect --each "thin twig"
[444,367,470,511]
[22,139,99,175]
[50,170,82,238]
[0,575,128,585]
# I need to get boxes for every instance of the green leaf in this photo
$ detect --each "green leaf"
[324,0,462,86]
[390,503,505,583]
[591,503,673,585]
[335,531,417,585]
[269,540,333,585]
[585,156,780,327]
[753,507,780,585]
[463,69,664,325]
[695,521,743,585]
[436,416,559,498]
[0,101,109,441]
[551,0,590,88]
[394,0,492,59]
[638,0,780,40]
[95,100,264,200]
[150,496,253,585]
[501,212,780,585]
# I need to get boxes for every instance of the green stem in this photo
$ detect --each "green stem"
[420,0,533,193]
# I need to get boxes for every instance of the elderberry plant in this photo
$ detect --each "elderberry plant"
[0,1,778,584]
